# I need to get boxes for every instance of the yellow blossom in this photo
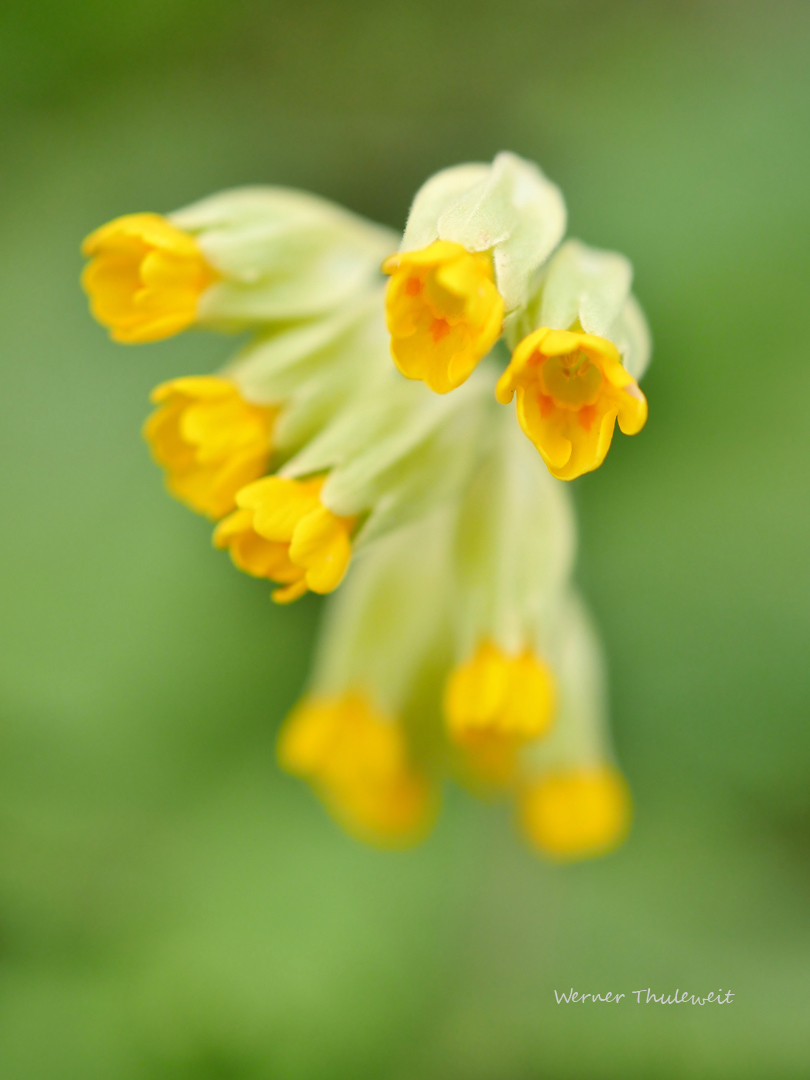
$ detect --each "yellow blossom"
[444,640,556,785]
[144,376,276,520]
[519,766,631,859]
[496,327,648,481]
[383,240,504,393]
[278,692,433,845]
[82,213,216,343]
[213,476,354,603]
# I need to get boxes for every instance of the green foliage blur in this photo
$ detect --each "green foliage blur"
[1,1,809,1076]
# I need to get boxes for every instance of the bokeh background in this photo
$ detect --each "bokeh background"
[1,1,809,1076]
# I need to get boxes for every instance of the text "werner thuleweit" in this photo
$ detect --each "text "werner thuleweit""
[555,989,734,1005]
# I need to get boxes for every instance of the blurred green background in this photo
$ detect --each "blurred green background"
[1,1,809,1076]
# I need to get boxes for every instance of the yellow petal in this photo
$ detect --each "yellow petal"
[272,579,311,605]
[237,476,323,541]
[444,642,510,734]
[289,506,354,594]
[501,653,556,738]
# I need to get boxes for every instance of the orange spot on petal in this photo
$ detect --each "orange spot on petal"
[578,404,597,431]
[431,317,451,342]
[405,277,422,296]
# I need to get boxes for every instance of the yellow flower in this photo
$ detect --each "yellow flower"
[81,213,216,343]
[213,476,355,603]
[444,640,556,785]
[278,692,434,845]
[496,327,648,481]
[143,376,276,520]
[383,240,504,394]
[519,766,631,860]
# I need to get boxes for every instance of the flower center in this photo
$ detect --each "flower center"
[540,350,603,409]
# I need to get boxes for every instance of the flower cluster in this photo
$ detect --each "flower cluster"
[82,153,650,858]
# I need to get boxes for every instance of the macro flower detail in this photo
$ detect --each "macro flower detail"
[383,241,504,393]
[214,476,355,603]
[81,214,216,343]
[82,155,650,859]
[496,327,648,481]
[278,693,433,845]
[144,376,276,519]
[519,766,631,860]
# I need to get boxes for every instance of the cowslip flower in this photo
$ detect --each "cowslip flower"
[497,240,651,480]
[81,214,217,343]
[144,376,277,519]
[82,188,396,343]
[81,153,649,860]
[383,241,504,394]
[444,641,557,786]
[214,476,355,604]
[384,153,566,393]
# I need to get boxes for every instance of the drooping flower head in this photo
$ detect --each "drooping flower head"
[81,154,651,859]
[443,409,573,787]
[277,512,452,845]
[516,594,632,859]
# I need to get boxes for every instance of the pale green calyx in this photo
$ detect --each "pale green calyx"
[453,406,576,659]
[400,151,567,317]
[170,187,398,326]
[517,238,652,381]
[519,593,612,773]
[311,508,455,714]
[223,290,388,454]
[281,363,498,547]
